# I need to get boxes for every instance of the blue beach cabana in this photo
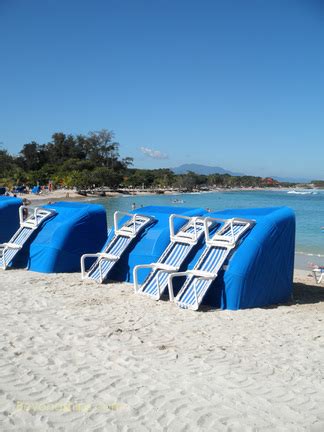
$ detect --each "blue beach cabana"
[183,206,295,310]
[0,196,22,243]
[12,202,107,273]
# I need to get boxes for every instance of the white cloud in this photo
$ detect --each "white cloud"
[140,146,168,160]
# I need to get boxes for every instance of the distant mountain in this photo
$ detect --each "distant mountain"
[171,164,313,183]
[171,164,244,177]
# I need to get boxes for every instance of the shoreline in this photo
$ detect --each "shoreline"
[10,185,323,205]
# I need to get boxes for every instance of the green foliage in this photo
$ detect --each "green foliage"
[0,148,16,176]
[0,129,295,191]
[1,129,129,189]
[175,171,205,191]
[64,171,93,189]
[311,180,324,188]
[91,168,123,188]
[124,169,156,188]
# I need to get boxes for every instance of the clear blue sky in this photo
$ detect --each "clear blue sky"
[1,0,323,179]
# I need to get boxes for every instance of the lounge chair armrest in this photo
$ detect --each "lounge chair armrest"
[168,269,216,303]
[185,269,215,279]
[81,252,101,261]
[167,271,191,301]
[312,268,324,284]
[1,242,22,250]
[152,263,178,272]
[98,252,119,261]
[133,263,157,293]
[133,263,181,297]
[169,271,190,278]
[80,253,101,279]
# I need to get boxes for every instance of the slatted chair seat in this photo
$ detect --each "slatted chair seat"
[0,206,56,270]
[312,266,324,284]
[168,217,255,310]
[134,215,215,300]
[81,211,155,283]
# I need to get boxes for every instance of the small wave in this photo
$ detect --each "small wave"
[287,190,317,195]
[287,191,313,195]
[171,199,185,204]
[295,251,324,258]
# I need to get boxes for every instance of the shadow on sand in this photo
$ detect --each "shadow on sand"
[292,281,324,305]
[197,281,324,311]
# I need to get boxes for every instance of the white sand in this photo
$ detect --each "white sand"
[14,189,87,204]
[13,188,175,205]
[0,269,323,431]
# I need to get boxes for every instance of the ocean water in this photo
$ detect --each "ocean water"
[94,189,324,267]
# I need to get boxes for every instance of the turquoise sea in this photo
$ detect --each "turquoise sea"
[93,189,324,269]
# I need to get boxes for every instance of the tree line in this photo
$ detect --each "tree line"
[0,129,285,191]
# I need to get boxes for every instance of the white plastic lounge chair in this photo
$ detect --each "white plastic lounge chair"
[81,211,155,283]
[133,215,215,300]
[312,265,324,284]
[0,206,56,270]
[168,217,255,310]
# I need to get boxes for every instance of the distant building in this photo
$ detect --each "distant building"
[262,177,279,186]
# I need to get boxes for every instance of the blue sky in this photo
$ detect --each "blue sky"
[1,0,323,179]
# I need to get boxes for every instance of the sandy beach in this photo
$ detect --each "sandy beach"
[12,188,177,205]
[12,189,91,204]
[0,268,323,431]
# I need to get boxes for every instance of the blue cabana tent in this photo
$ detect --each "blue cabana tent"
[12,202,107,273]
[31,186,41,194]
[186,206,295,310]
[12,185,27,194]
[0,196,22,243]
[107,205,206,283]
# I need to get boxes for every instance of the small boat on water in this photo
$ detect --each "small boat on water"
[171,198,185,204]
